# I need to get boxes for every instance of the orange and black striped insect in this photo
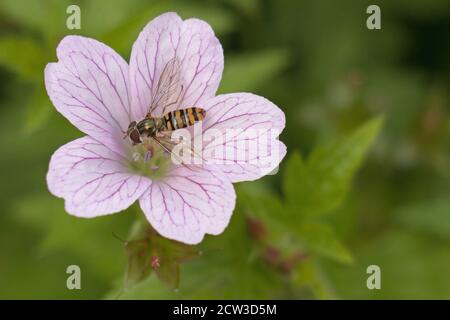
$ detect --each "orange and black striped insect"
[124,58,206,156]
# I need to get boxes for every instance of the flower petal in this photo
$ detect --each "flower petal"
[129,12,223,119]
[45,35,132,157]
[201,93,286,182]
[47,136,151,217]
[139,165,236,244]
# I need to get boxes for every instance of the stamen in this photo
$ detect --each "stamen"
[127,139,172,180]
[144,150,152,163]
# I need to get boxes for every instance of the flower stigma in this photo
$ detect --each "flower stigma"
[127,137,172,180]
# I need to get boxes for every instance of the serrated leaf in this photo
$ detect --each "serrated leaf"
[237,184,284,221]
[285,117,383,218]
[297,222,353,264]
[293,260,334,299]
[115,212,286,299]
[150,231,201,290]
[118,220,201,294]
[122,238,153,292]
[238,180,352,266]
[237,184,298,253]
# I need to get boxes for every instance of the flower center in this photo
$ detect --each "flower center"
[127,138,172,180]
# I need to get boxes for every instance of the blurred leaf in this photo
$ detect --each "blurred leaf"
[282,151,304,215]
[13,194,132,282]
[323,230,450,299]
[219,49,290,93]
[286,117,383,218]
[237,184,300,254]
[102,0,235,55]
[224,0,260,15]
[82,0,146,39]
[297,222,353,265]
[238,182,353,267]
[24,86,53,134]
[395,198,450,240]
[0,0,67,36]
[0,36,46,80]
[237,183,284,222]
[293,260,334,299]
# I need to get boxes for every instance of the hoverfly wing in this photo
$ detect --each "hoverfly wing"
[157,130,207,165]
[147,57,183,118]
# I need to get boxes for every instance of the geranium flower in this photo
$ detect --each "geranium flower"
[45,12,286,244]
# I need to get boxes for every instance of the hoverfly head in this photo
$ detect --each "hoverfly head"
[124,121,142,145]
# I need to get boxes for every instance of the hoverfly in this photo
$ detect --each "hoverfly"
[124,58,206,161]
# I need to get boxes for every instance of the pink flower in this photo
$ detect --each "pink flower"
[45,12,286,244]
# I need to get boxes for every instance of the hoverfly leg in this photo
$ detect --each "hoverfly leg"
[149,135,188,167]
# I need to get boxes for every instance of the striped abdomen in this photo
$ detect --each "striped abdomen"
[163,107,206,131]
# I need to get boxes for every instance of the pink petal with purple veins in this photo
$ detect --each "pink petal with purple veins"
[129,12,223,119]
[139,165,236,244]
[45,36,132,157]
[47,136,151,217]
[201,93,287,182]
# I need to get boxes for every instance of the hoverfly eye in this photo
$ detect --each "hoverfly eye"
[128,121,137,130]
[130,129,141,144]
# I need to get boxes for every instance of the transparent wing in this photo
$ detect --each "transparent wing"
[147,57,183,117]
[157,131,207,165]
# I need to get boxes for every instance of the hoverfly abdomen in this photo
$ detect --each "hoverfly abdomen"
[163,108,206,131]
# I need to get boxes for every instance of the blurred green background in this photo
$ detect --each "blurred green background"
[0,0,449,299]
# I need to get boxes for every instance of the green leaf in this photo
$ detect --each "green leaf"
[285,117,383,218]
[13,194,133,283]
[101,0,235,55]
[219,49,290,93]
[282,151,305,214]
[293,260,334,299]
[323,230,450,299]
[297,222,353,265]
[116,212,286,299]
[149,230,201,291]
[395,197,450,240]
[237,184,298,253]
[117,219,201,294]
[0,0,70,40]
[0,36,46,80]
[237,184,284,222]
[238,184,351,266]
[122,237,154,292]
[24,86,53,134]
